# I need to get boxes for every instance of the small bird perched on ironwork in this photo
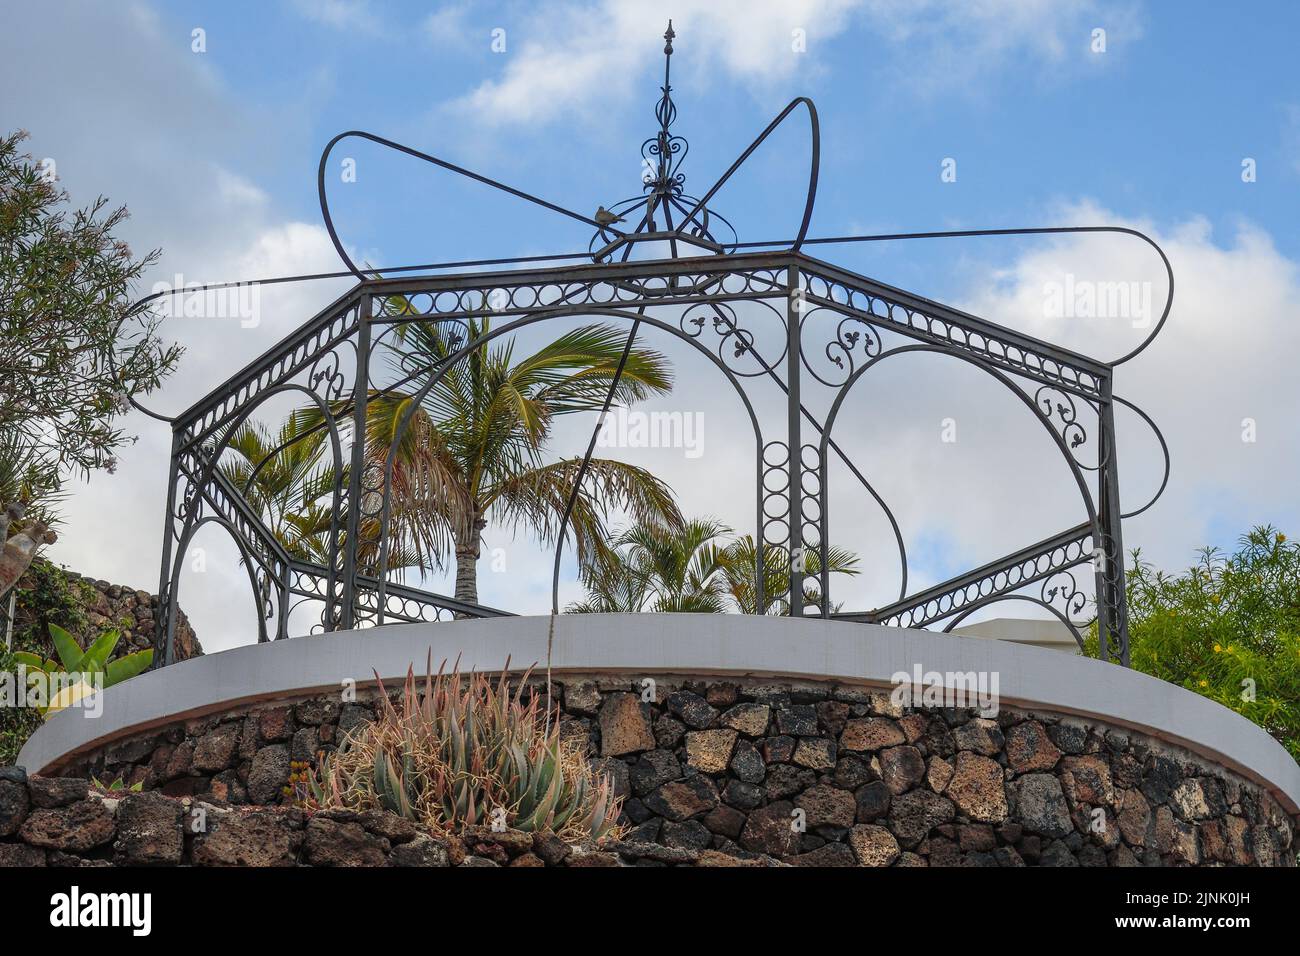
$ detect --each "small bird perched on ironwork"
[594,206,625,227]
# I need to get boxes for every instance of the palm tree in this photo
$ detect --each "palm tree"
[718,535,861,615]
[219,411,433,576]
[354,315,683,604]
[570,518,732,613]
[219,413,341,565]
[569,519,861,615]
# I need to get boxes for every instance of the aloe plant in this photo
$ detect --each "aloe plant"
[91,775,143,793]
[306,657,621,840]
[12,623,152,714]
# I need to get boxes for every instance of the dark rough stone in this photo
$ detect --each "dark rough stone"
[764,764,817,800]
[622,797,652,824]
[192,721,242,773]
[1060,754,1113,807]
[653,714,687,749]
[703,804,747,839]
[114,791,183,865]
[565,850,620,867]
[816,701,851,737]
[958,823,997,852]
[532,831,572,866]
[304,816,389,866]
[1141,755,1181,805]
[0,777,32,836]
[879,745,926,794]
[644,775,718,821]
[1048,722,1088,756]
[163,739,194,780]
[791,842,857,866]
[792,737,837,770]
[848,824,900,866]
[685,729,738,773]
[1039,839,1080,866]
[994,846,1026,867]
[761,735,796,764]
[562,680,602,716]
[599,693,656,756]
[834,755,876,790]
[776,705,818,736]
[888,790,955,846]
[247,744,291,804]
[1005,720,1061,773]
[841,717,906,752]
[291,726,322,764]
[661,819,713,851]
[0,843,46,866]
[722,780,764,810]
[295,698,340,727]
[337,704,372,737]
[1010,773,1073,839]
[358,809,418,844]
[19,799,116,852]
[630,750,681,796]
[729,740,766,784]
[946,752,1009,823]
[192,810,300,866]
[796,784,858,830]
[855,780,892,822]
[666,690,718,729]
[390,835,451,867]
[612,840,699,864]
[954,718,1004,756]
[705,682,741,708]
[29,776,90,808]
[625,818,662,843]
[739,800,801,858]
[204,769,247,805]
[719,703,770,736]
[103,734,159,766]
[257,706,295,742]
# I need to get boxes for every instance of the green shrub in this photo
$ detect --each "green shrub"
[1089,526,1300,759]
[1,560,93,765]
[305,659,622,839]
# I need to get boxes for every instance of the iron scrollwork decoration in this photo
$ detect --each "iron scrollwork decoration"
[126,23,1175,669]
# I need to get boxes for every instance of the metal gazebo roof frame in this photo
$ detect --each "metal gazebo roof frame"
[128,24,1172,667]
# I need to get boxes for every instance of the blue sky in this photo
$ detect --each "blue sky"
[5,0,1299,648]
[169,0,1300,281]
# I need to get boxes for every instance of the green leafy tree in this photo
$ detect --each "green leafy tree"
[0,129,180,598]
[1090,526,1300,759]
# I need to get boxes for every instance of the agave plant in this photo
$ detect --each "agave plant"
[12,623,153,716]
[307,656,621,840]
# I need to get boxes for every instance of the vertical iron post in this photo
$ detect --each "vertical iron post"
[786,264,804,616]
[340,291,372,630]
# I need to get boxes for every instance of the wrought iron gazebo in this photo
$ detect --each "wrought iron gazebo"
[143,24,1171,668]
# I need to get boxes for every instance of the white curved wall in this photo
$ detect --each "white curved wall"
[17,614,1300,815]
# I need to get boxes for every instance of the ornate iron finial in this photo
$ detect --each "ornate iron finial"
[588,23,737,258]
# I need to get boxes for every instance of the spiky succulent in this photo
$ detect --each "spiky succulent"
[307,656,621,840]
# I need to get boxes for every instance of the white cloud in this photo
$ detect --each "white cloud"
[287,0,388,37]
[453,0,1141,126]
[455,0,860,126]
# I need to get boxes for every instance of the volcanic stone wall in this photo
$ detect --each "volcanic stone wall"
[29,676,1300,867]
